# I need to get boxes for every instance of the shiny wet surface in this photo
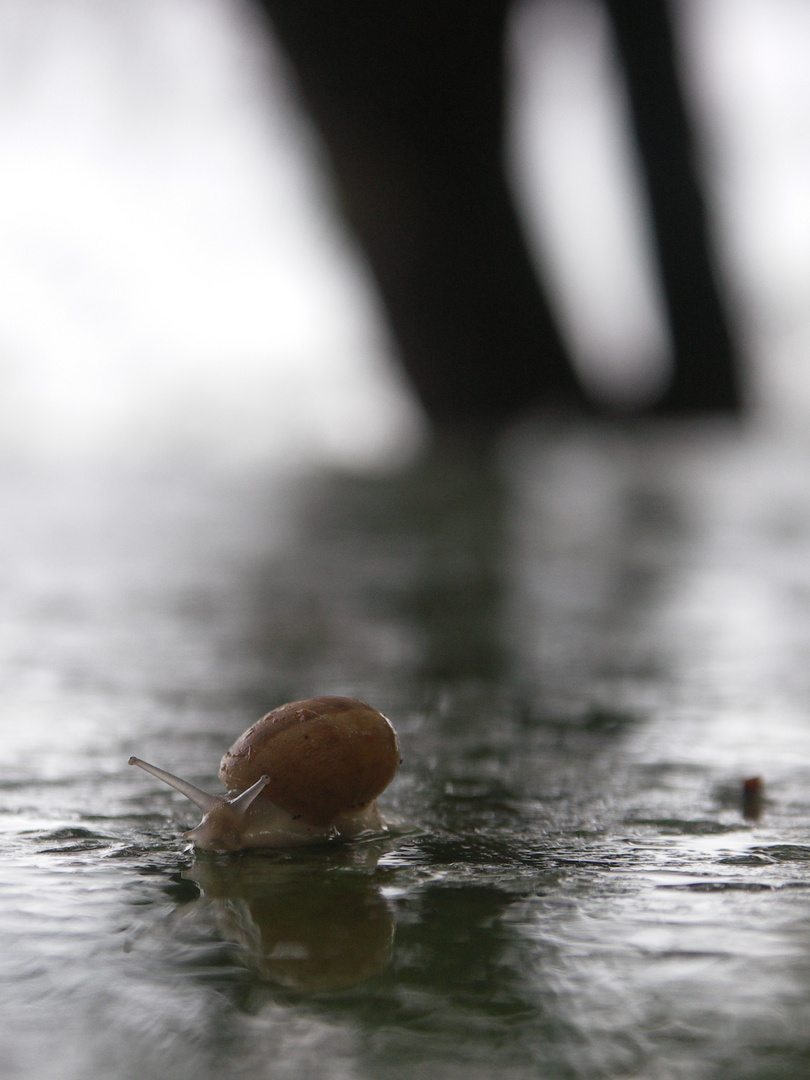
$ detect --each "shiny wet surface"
[4,422,810,1079]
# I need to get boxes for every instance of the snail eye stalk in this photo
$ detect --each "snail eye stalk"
[128,756,220,813]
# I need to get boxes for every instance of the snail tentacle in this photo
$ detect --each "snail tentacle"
[128,756,220,813]
[228,774,270,816]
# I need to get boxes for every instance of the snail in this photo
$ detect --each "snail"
[128,696,400,851]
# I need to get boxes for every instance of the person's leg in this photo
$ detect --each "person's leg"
[604,0,743,413]
[259,1,588,427]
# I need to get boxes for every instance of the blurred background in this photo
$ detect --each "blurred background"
[0,0,809,471]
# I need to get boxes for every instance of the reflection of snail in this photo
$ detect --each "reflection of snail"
[129,697,401,851]
[187,851,395,993]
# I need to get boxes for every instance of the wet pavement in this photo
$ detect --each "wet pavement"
[4,420,810,1079]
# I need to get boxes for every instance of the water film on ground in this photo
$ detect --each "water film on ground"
[4,423,810,1080]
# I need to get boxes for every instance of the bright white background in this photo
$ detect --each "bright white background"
[0,0,809,469]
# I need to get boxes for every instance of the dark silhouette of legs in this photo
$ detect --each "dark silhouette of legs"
[258,0,588,426]
[255,0,742,425]
[604,0,742,413]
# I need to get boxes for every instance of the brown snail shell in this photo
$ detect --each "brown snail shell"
[219,696,400,827]
[128,696,400,851]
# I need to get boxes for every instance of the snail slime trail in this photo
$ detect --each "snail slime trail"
[128,697,401,851]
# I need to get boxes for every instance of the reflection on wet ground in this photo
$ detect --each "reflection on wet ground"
[4,422,810,1078]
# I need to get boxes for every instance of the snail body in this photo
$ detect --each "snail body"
[129,696,400,852]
